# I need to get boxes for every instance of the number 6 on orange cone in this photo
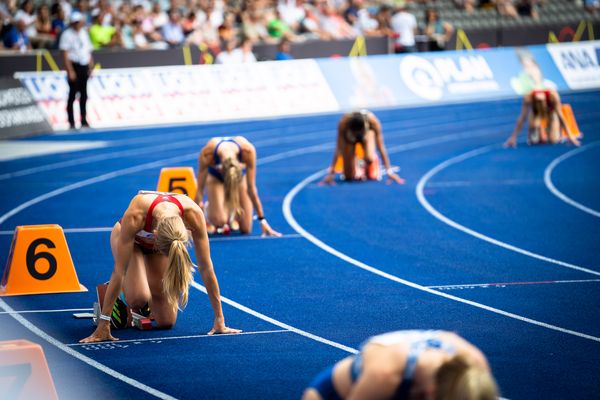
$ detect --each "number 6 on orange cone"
[0,225,87,296]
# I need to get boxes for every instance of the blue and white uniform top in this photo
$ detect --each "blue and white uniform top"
[207,137,245,182]
[351,330,456,400]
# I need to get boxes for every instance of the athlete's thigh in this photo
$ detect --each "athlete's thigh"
[548,113,561,143]
[206,174,228,225]
[110,222,150,307]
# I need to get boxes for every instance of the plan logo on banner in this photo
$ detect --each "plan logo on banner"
[400,55,500,101]
[547,41,600,90]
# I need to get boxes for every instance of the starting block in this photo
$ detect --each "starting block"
[1,225,87,296]
[0,339,58,400]
[560,104,582,140]
[93,283,153,330]
[334,143,365,173]
[334,144,381,181]
[156,167,197,199]
[540,104,582,141]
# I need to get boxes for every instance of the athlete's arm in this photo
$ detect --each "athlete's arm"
[80,199,142,343]
[186,203,241,334]
[195,145,211,207]
[320,118,346,185]
[372,115,404,184]
[244,144,281,237]
[347,362,400,400]
[506,96,530,148]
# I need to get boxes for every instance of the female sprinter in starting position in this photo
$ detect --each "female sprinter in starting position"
[80,190,240,343]
[321,110,405,185]
[303,330,499,400]
[505,88,581,148]
[195,136,281,236]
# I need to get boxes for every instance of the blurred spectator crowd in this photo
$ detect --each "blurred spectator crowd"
[0,0,592,57]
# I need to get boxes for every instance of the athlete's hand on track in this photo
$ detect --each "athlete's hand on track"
[208,317,242,335]
[260,220,282,237]
[504,137,517,148]
[80,324,119,343]
[318,173,336,186]
[386,171,405,185]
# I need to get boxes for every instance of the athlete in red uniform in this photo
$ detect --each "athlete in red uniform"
[80,190,240,343]
[505,88,581,148]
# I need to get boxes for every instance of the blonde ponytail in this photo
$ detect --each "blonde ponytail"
[222,157,243,218]
[436,355,499,400]
[156,216,193,309]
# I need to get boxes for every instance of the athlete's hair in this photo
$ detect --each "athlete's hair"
[531,95,548,118]
[222,156,243,217]
[435,355,499,400]
[347,112,367,133]
[345,112,368,144]
[156,216,193,309]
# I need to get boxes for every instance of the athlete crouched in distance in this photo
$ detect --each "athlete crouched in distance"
[303,330,499,400]
[505,88,581,148]
[195,136,281,236]
[80,190,240,343]
[320,110,405,185]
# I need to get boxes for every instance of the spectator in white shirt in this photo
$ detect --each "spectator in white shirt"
[59,11,94,129]
[390,0,417,53]
[215,37,257,64]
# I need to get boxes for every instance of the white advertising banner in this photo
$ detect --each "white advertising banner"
[15,60,340,130]
[546,41,600,90]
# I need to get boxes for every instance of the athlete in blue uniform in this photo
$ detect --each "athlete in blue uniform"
[303,330,498,400]
[196,136,281,237]
[80,190,240,343]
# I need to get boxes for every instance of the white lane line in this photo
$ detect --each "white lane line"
[0,140,201,181]
[0,298,177,400]
[415,144,600,277]
[209,234,302,241]
[0,230,303,242]
[0,141,108,162]
[282,168,600,343]
[0,141,363,396]
[0,127,332,181]
[0,227,114,235]
[190,280,358,354]
[426,179,540,188]
[544,141,600,218]
[0,308,93,315]
[0,152,199,226]
[427,278,600,290]
[67,329,291,347]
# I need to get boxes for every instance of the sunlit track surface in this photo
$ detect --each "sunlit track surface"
[1,92,599,399]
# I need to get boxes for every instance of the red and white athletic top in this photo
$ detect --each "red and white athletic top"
[134,191,184,250]
[531,89,555,112]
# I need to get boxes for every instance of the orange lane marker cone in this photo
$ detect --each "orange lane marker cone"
[0,340,58,400]
[0,225,87,296]
[156,167,197,199]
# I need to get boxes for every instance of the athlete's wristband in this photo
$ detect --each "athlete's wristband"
[99,313,111,322]
[258,217,268,227]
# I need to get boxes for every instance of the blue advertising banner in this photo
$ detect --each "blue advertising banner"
[318,46,569,110]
